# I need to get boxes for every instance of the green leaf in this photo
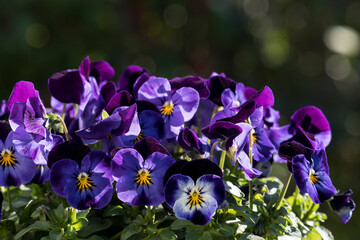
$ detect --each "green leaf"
[185,226,205,240]
[15,221,53,240]
[104,205,124,217]
[151,228,177,240]
[121,223,143,240]
[71,218,89,231]
[303,228,322,240]
[77,217,112,238]
[19,200,50,224]
[49,229,65,240]
[170,219,193,230]
[238,233,265,240]
[77,208,91,219]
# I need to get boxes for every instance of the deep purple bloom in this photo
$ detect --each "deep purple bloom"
[0,131,36,187]
[111,148,175,206]
[118,65,149,94]
[269,106,331,161]
[170,76,210,99]
[137,77,200,138]
[105,90,136,114]
[50,151,113,210]
[165,174,225,225]
[330,190,355,223]
[89,60,115,83]
[206,73,237,106]
[292,149,336,204]
[0,100,9,119]
[178,128,203,153]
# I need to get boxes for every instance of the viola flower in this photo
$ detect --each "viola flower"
[244,122,275,163]
[137,77,200,138]
[0,130,37,187]
[50,151,113,210]
[206,72,237,106]
[330,189,356,223]
[164,174,225,225]
[178,128,207,155]
[269,106,331,162]
[292,149,336,204]
[118,65,149,94]
[111,148,175,206]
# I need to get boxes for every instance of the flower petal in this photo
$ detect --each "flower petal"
[50,159,79,197]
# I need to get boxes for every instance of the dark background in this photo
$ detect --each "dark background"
[0,0,358,238]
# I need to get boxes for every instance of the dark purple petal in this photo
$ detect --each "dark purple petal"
[113,104,138,136]
[170,76,210,99]
[133,73,150,97]
[207,74,237,105]
[65,180,95,210]
[90,61,115,83]
[133,137,171,160]
[7,81,39,111]
[163,160,188,186]
[292,154,313,195]
[247,86,274,108]
[105,90,136,114]
[202,121,243,150]
[81,151,112,180]
[264,107,280,128]
[180,159,223,182]
[76,112,122,140]
[269,125,292,151]
[118,65,149,93]
[172,87,200,122]
[197,174,225,207]
[219,101,256,124]
[100,81,116,105]
[139,110,164,140]
[314,171,337,203]
[290,106,331,147]
[0,121,11,143]
[330,189,356,223]
[50,159,79,197]
[31,165,50,185]
[79,56,90,79]
[279,141,314,171]
[311,149,330,175]
[178,128,201,152]
[48,70,85,104]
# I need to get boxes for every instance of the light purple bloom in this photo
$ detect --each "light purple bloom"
[111,148,175,206]
[137,77,200,138]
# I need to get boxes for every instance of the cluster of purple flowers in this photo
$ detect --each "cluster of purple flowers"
[0,57,354,225]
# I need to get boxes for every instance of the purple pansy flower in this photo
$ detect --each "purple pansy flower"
[244,122,275,163]
[111,148,175,206]
[50,151,113,210]
[206,73,237,106]
[118,65,149,94]
[137,77,200,138]
[0,130,37,187]
[330,189,356,223]
[269,106,331,163]
[165,174,225,225]
[292,149,336,204]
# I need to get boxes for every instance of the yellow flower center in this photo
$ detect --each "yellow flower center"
[251,133,257,145]
[0,149,17,167]
[134,169,152,187]
[77,172,93,191]
[161,101,174,116]
[132,131,144,142]
[187,189,204,209]
[309,169,318,184]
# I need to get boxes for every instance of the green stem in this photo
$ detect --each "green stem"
[326,199,334,213]
[292,186,300,209]
[59,117,70,141]
[209,140,222,162]
[110,231,123,240]
[39,206,55,222]
[219,150,226,171]
[61,103,66,120]
[71,207,77,224]
[7,188,12,210]
[274,172,293,210]
[302,202,317,222]
[248,129,254,210]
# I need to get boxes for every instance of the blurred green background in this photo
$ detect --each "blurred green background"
[0,0,358,238]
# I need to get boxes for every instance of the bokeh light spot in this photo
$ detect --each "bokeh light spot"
[244,0,269,19]
[345,112,360,137]
[164,4,188,29]
[25,23,50,48]
[324,26,360,57]
[325,55,352,81]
